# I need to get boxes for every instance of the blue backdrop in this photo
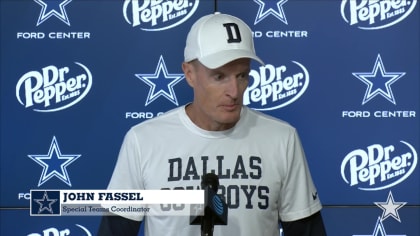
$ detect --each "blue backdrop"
[1,0,419,235]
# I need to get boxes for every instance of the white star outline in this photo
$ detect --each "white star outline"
[28,136,81,187]
[374,191,407,223]
[135,55,185,106]
[353,216,406,236]
[352,54,405,105]
[34,191,58,214]
[253,0,288,25]
[34,0,72,26]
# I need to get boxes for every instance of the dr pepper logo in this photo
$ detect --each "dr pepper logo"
[341,140,418,191]
[16,62,92,112]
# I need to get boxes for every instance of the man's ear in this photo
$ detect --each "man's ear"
[182,62,194,87]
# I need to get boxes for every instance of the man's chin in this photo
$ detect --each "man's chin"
[219,114,241,126]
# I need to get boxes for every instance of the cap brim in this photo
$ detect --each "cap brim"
[198,49,264,69]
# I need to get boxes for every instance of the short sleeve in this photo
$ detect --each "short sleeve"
[278,129,322,222]
[104,129,145,221]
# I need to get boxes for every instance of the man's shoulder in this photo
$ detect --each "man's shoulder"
[130,106,183,132]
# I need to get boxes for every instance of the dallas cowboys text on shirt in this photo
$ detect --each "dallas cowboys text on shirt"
[165,155,269,210]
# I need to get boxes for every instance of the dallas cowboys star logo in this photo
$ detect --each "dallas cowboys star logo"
[34,0,72,26]
[353,217,406,236]
[254,0,288,25]
[28,136,81,187]
[34,191,58,214]
[135,55,184,106]
[353,54,405,105]
[374,191,407,222]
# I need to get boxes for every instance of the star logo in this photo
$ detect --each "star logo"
[253,0,288,25]
[135,55,185,106]
[353,216,406,236]
[34,0,72,26]
[28,136,81,187]
[353,54,405,105]
[374,191,407,222]
[34,191,58,214]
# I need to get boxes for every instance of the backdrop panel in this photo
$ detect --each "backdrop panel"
[1,0,418,235]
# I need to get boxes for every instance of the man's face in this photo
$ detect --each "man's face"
[182,58,251,131]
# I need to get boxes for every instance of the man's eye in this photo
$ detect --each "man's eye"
[238,73,249,80]
[214,74,224,81]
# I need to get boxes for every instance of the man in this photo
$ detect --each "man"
[98,12,326,236]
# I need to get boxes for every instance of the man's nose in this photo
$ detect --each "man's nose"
[225,77,240,99]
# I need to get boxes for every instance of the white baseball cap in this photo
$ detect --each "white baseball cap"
[184,12,264,69]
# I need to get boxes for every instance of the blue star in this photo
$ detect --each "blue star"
[34,191,58,214]
[34,0,72,26]
[353,54,405,105]
[371,218,388,236]
[352,217,406,236]
[28,136,81,186]
[254,0,288,25]
[135,55,185,106]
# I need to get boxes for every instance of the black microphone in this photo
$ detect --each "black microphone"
[190,173,228,236]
